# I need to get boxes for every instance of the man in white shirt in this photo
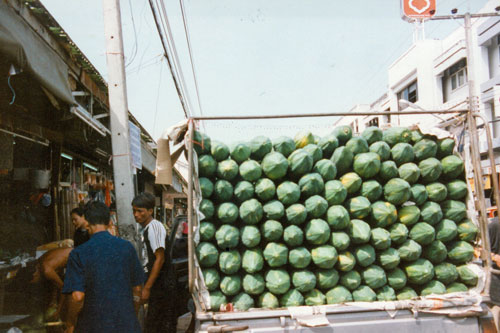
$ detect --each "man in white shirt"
[132,192,172,332]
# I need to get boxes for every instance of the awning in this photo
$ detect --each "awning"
[0,1,75,105]
[141,141,156,174]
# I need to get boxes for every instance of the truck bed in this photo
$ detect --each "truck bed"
[195,296,490,333]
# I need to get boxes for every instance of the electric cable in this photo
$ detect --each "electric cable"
[7,76,16,105]
[126,53,163,75]
[156,0,206,132]
[125,0,139,68]
[179,0,205,119]
[157,0,197,117]
[153,0,193,119]
[353,30,414,104]
[155,0,196,119]
[148,0,189,118]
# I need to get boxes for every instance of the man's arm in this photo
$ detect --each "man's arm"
[61,250,85,332]
[133,285,142,314]
[141,248,165,302]
[42,265,64,289]
[39,248,73,289]
[64,291,84,333]
[474,246,500,266]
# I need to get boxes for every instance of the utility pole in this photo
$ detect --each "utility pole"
[102,0,139,253]
[463,13,479,114]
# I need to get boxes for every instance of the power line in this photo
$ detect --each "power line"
[179,0,205,118]
[126,53,163,75]
[353,30,414,104]
[125,0,139,68]
[156,0,207,132]
[148,0,189,118]
[156,0,196,116]
[148,0,209,133]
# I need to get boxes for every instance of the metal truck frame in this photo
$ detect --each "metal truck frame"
[183,109,500,332]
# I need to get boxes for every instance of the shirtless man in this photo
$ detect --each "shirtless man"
[31,247,73,320]
[32,247,73,288]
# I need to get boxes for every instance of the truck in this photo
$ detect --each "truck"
[163,109,500,333]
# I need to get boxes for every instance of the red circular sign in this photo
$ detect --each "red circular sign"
[402,0,436,19]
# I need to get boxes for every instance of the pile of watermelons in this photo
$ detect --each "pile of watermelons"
[194,125,479,311]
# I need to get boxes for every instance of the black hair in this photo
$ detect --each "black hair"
[84,201,110,226]
[71,207,84,216]
[131,192,155,210]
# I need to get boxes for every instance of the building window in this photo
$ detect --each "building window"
[450,68,467,90]
[497,34,500,63]
[367,118,379,128]
[447,59,467,91]
[397,80,418,104]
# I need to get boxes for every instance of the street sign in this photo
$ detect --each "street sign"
[401,0,436,20]
[129,121,142,170]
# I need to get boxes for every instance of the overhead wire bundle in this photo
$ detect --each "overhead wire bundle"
[148,0,206,131]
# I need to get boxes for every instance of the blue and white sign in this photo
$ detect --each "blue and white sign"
[129,121,142,170]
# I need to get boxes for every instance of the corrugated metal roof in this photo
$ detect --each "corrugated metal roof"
[24,0,108,91]
[21,0,156,144]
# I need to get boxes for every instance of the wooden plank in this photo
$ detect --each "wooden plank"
[80,70,109,108]
[51,143,61,241]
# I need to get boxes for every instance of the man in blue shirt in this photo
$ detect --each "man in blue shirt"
[62,202,144,333]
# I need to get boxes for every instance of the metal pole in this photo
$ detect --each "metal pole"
[464,13,479,115]
[102,0,139,252]
[464,12,492,295]
[190,109,468,121]
[430,13,500,21]
[187,119,195,294]
[475,113,500,225]
[468,112,492,295]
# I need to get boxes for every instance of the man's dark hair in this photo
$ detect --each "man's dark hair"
[84,202,110,226]
[71,207,84,216]
[132,192,155,210]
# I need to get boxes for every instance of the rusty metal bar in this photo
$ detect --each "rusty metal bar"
[474,114,500,280]
[429,13,500,21]
[468,111,492,296]
[190,110,468,121]
[475,113,500,216]
[187,119,195,294]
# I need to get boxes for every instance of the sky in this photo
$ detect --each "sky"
[40,0,490,144]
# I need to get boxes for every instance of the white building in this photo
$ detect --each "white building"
[336,1,500,206]
[478,14,500,140]
[339,0,500,148]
